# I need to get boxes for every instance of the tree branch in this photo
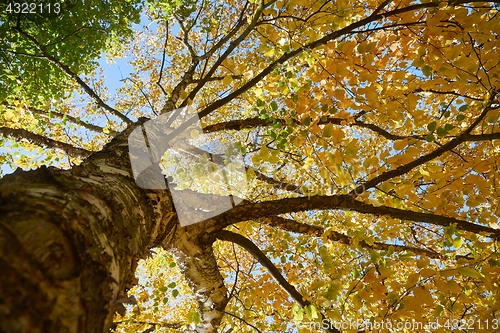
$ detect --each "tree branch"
[224,311,263,333]
[205,195,500,239]
[1,102,116,135]
[195,2,442,121]
[204,116,500,142]
[216,230,340,333]
[168,227,229,333]
[14,28,133,124]
[181,0,272,108]
[162,1,447,145]
[203,116,421,140]
[462,132,500,141]
[349,101,499,195]
[0,127,92,158]
[260,216,470,259]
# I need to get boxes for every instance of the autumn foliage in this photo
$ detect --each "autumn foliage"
[1,0,500,332]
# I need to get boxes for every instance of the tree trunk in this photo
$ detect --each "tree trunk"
[0,122,228,333]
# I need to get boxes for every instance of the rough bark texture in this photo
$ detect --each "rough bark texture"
[0,121,181,333]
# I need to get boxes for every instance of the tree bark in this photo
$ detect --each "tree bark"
[0,122,183,333]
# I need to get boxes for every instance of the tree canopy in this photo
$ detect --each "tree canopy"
[1,0,500,332]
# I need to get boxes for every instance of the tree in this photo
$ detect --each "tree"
[1,0,500,332]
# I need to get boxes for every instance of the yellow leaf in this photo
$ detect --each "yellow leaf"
[393,138,408,150]
[264,48,275,57]
[43,101,51,110]
[331,127,345,144]
[339,41,356,55]
[458,267,484,279]
[222,75,233,86]
[4,109,15,121]
[413,287,434,305]
[322,123,334,137]
[447,280,462,294]
[420,268,435,279]
[419,167,430,177]
[417,257,430,268]
[302,157,314,170]
[434,279,448,293]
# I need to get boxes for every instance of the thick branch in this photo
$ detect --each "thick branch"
[204,116,420,140]
[205,116,500,142]
[168,227,229,333]
[160,61,199,113]
[462,132,500,141]
[216,230,340,333]
[206,195,500,239]
[0,126,92,158]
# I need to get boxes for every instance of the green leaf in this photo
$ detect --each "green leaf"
[488,258,500,266]
[453,237,463,249]
[172,289,179,297]
[323,123,334,137]
[458,267,484,279]
[292,303,303,321]
[435,304,444,317]
[187,311,201,324]
[436,127,447,137]
[399,252,415,262]
[370,250,379,263]
[270,101,278,111]
[422,65,433,77]
[427,121,437,132]
[310,304,319,319]
[168,282,176,288]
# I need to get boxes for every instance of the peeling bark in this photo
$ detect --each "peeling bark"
[0,123,177,333]
[0,119,233,333]
[167,226,229,332]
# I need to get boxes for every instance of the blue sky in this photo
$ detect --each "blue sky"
[0,14,149,177]
[0,53,134,177]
